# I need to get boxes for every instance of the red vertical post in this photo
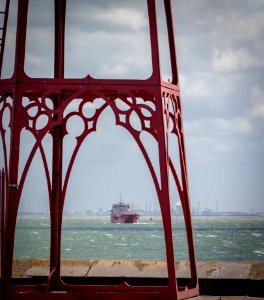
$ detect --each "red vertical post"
[49,0,66,289]
[2,1,29,296]
[0,0,10,77]
[0,169,5,298]
[156,92,178,299]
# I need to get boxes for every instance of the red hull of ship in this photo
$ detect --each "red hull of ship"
[111,213,140,223]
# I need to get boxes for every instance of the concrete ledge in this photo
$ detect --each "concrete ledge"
[12,259,264,280]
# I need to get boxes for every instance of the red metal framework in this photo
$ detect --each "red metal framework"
[0,0,199,299]
[0,0,10,73]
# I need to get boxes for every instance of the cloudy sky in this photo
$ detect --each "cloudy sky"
[173,0,264,213]
[1,0,264,214]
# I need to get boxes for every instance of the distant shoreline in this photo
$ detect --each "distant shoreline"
[17,213,264,217]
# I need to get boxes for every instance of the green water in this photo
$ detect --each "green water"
[13,215,264,262]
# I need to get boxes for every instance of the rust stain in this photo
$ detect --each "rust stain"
[134,260,150,271]
[111,261,121,267]
[249,262,264,280]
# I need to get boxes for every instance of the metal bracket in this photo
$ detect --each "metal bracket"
[9,183,18,189]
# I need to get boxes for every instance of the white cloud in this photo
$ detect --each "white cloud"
[185,117,252,138]
[184,84,263,165]
[250,86,264,120]
[213,48,262,72]
[98,63,128,76]
[213,140,236,153]
[95,8,148,30]
[251,86,264,103]
[180,72,213,98]
[185,78,211,97]
[213,117,252,134]
[227,12,264,41]
[180,72,234,108]
[64,29,152,79]
[24,54,43,68]
[186,134,237,164]
[252,106,264,120]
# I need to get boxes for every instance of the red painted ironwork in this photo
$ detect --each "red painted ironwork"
[0,0,10,74]
[0,0,199,299]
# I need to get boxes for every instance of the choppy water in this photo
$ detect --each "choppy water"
[13,216,264,262]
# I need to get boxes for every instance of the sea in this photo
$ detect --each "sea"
[13,215,264,262]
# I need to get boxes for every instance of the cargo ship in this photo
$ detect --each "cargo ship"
[110,201,140,223]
